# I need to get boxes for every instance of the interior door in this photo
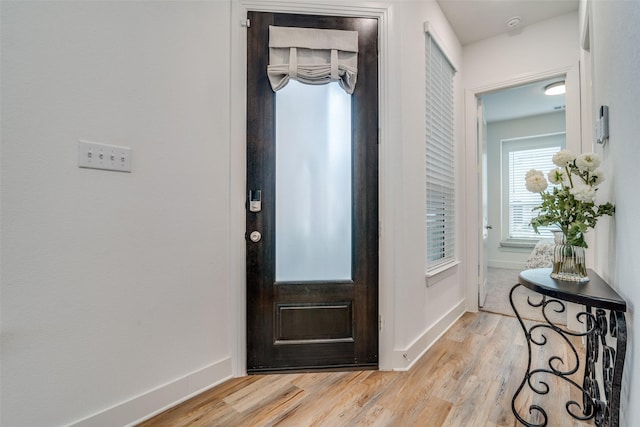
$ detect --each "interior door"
[477,100,488,307]
[246,12,379,373]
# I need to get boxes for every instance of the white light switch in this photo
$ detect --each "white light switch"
[78,140,132,172]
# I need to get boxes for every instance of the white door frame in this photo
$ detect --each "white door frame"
[477,100,488,308]
[463,64,582,313]
[230,1,395,375]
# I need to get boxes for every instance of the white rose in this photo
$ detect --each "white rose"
[548,168,566,184]
[552,149,576,167]
[591,169,605,185]
[575,153,601,172]
[570,184,596,203]
[526,174,548,193]
[525,169,544,179]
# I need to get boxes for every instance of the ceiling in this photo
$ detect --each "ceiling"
[436,0,579,46]
[481,78,566,122]
[435,0,578,122]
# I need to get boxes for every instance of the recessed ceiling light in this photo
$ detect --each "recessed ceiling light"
[505,16,522,29]
[544,81,566,96]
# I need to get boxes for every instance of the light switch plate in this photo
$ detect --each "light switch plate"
[78,140,132,172]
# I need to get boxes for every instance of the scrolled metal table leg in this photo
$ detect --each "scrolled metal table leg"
[510,283,600,426]
[609,310,626,427]
[510,283,547,427]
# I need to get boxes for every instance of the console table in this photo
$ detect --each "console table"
[510,268,627,427]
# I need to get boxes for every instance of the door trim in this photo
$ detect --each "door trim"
[230,1,394,375]
[463,63,582,314]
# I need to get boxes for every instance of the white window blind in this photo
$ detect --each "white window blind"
[502,134,565,240]
[425,31,456,269]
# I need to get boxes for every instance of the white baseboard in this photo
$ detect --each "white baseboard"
[70,357,232,427]
[67,299,466,425]
[390,300,466,371]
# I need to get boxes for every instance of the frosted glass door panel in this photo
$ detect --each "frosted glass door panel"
[275,81,352,282]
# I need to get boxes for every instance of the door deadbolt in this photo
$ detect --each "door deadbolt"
[248,190,262,212]
[249,231,262,242]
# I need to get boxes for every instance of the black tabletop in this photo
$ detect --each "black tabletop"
[518,268,627,312]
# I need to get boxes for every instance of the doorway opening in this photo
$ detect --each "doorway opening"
[477,77,569,325]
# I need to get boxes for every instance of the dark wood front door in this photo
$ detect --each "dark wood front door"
[246,11,378,373]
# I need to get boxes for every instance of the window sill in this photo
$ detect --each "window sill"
[425,260,461,287]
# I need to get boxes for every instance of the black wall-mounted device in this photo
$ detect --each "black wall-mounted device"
[596,105,609,144]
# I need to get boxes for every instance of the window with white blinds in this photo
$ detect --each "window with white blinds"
[425,32,456,269]
[502,133,565,240]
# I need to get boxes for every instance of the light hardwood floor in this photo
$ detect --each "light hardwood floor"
[138,311,591,427]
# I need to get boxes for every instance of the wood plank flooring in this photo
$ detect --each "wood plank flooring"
[138,311,592,426]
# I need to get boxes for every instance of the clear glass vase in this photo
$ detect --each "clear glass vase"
[550,230,589,282]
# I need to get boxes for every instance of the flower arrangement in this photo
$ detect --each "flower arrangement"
[525,149,615,248]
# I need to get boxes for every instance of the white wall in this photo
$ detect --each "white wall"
[587,0,640,423]
[462,11,579,310]
[385,0,466,369]
[485,112,566,269]
[1,1,233,426]
[463,12,580,90]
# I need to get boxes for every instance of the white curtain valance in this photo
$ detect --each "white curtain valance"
[267,26,359,94]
